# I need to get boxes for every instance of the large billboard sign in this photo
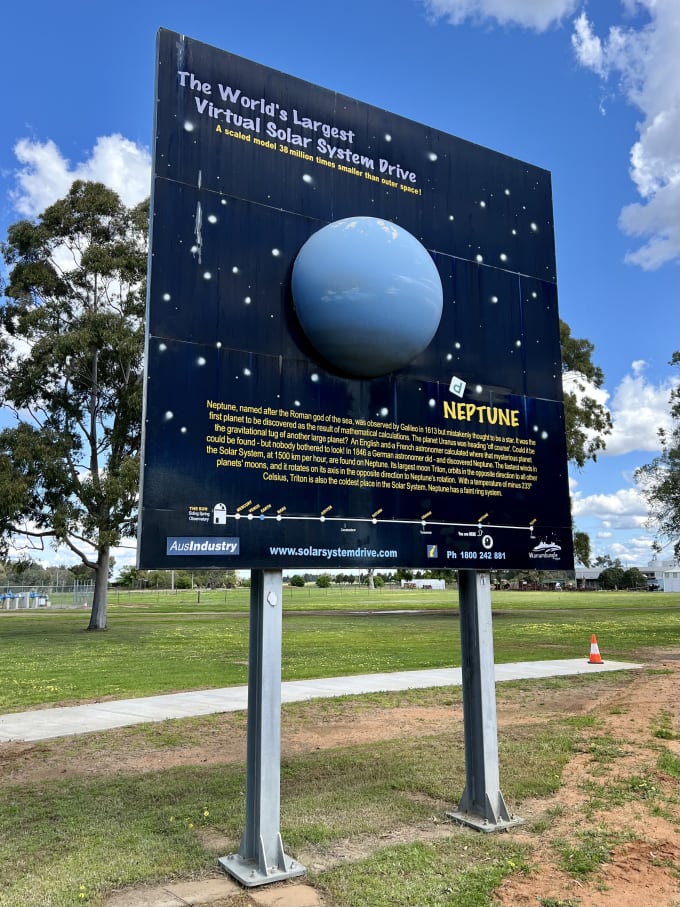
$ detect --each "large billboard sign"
[137,29,574,572]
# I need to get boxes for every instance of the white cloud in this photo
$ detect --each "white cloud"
[3,136,151,291]
[608,535,657,566]
[571,10,605,73]
[564,358,676,564]
[564,360,676,457]
[10,134,151,217]
[7,532,138,577]
[613,529,660,554]
[571,482,659,565]
[562,370,609,407]
[572,486,647,528]
[571,2,680,269]
[604,361,677,455]
[422,1,680,269]
[421,0,578,31]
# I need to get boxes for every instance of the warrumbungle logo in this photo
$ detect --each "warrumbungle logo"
[166,537,239,555]
[529,540,561,560]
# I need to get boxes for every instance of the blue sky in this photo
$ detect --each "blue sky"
[2,0,678,573]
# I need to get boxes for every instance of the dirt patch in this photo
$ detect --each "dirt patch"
[494,656,680,907]
[1,654,678,907]
[0,685,606,785]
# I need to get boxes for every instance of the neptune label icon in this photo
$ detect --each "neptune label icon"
[449,375,466,397]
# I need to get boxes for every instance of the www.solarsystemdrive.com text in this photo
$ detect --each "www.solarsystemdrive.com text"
[269,546,397,559]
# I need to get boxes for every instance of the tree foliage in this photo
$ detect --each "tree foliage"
[597,565,625,590]
[597,565,647,590]
[573,530,591,567]
[593,555,621,569]
[621,567,646,590]
[0,181,148,629]
[636,351,680,561]
[560,320,613,468]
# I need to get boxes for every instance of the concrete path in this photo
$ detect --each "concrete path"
[0,658,642,742]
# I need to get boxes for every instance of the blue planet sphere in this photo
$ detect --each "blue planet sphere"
[292,216,443,378]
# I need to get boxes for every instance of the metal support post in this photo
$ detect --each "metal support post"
[218,569,306,886]
[448,570,524,832]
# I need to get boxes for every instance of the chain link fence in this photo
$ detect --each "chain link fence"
[0,581,95,611]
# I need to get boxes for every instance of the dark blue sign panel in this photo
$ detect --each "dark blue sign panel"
[138,29,574,571]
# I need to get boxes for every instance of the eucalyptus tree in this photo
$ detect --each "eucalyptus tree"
[560,320,613,468]
[636,351,680,560]
[573,530,591,567]
[0,181,148,629]
[559,320,613,566]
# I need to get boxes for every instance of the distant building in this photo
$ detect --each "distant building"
[575,557,679,592]
[400,579,446,590]
[574,568,601,590]
[645,557,680,594]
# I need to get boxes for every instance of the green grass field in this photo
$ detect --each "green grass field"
[0,697,579,907]
[0,588,676,711]
[0,587,677,906]
[85,583,677,612]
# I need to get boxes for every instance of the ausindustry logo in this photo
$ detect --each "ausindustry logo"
[166,537,240,555]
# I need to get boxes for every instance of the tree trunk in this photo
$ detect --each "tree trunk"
[87,547,110,630]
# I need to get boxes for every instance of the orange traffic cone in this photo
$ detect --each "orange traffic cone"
[588,634,604,664]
